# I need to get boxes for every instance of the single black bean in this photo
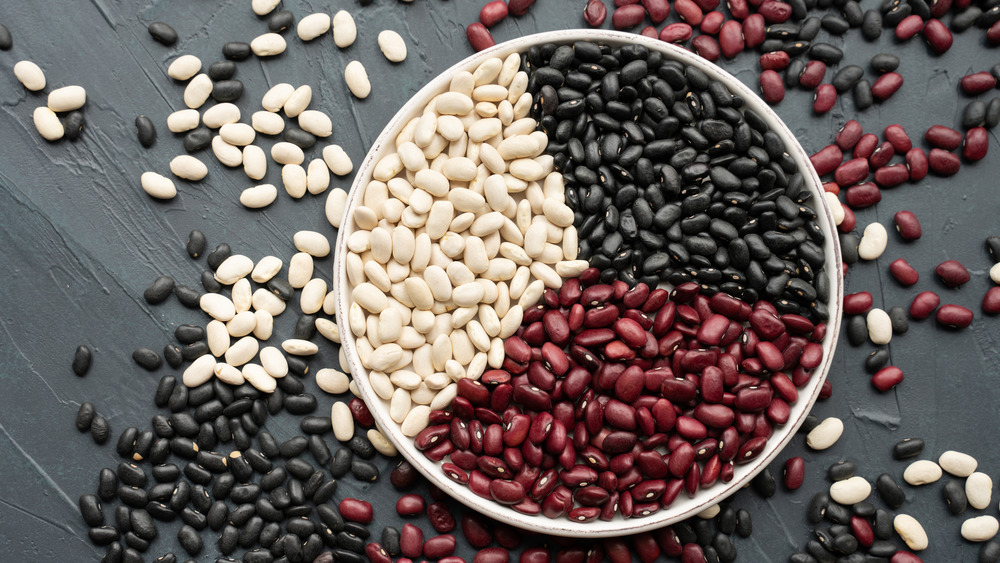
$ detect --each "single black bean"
[173,284,200,308]
[174,324,204,344]
[832,65,864,93]
[206,243,231,270]
[91,415,110,444]
[79,494,104,526]
[132,347,162,370]
[852,79,873,110]
[301,415,332,434]
[147,22,177,46]
[944,479,968,515]
[293,315,317,340]
[308,435,332,466]
[63,111,86,141]
[807,492,829,523]
[981,540,1000,563]
[351,459,379,482]
[876,473,905,508]
[218,524,239,555]
[89,526,120,545]
[135,115,156,148]
[151,463,179,483]
[184,126,212,152]
[953,6,983,31]
[117,462,147,488]
[331,448,353,478]
[76,401,96,432]
[0,23,11,50]
[212,80,243,103]
[268,10,295,33]
[846,315,868,346]
[964,100,988,129]
[892,437,924,459]
[864,348,890,373]
[186,230,206,259]
[888,306,908,334]
[986,97,1000,129]
[118,485,148,508]
[347,435,376,459]
[208,61,237,81]
[181,341,210,361]
[824,501,851,524]
[223,41,252,61]
[751,467,776,498]
[130,509,157,541]
[809,43,843,64]
[873,508,894,539]
[852,501,875,517]
[280,436,309,458]
[870,53,899,74]
[72,345,92,376]
[207,500,228,531]
[828,460,856,481]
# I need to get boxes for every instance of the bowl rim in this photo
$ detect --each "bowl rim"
[333,28,844,537]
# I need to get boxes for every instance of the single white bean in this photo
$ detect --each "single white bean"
[962,516,1000,542]
[829,476,871,505]
[240,184,277,209]
[283,85,312,118]
[167,109,200,133]
[14,60,46,91]
[858,222,888,260]
[261,83,295,112]
[344,61,371,99]
[805,417,843,450]
[251,33,286,56]
[939,450,978,477]
[33,107,64,141]
[183,74,213,109]
[294,230,331,257]
[169,155,208,181]
[140,171,177,200]
[967,472,993,509]
[867,308,892,346]
[893,514,928,551]
[378,30,407,62]
[903,460,943,485]
[167,55,202,81]
[48,85,87,112]
[332,10,357,48]
[183,355,216,387]
[316,368,350,394]
[297,12,332,41]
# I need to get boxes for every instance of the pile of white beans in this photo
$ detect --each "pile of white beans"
[344,52,589,438]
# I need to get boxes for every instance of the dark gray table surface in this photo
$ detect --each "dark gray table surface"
[1,1,999,561]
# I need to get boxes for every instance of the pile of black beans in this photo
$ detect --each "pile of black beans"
[525,41,830,322]
[75,234,379,563]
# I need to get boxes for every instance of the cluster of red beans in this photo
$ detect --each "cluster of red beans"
[416,268,827,522]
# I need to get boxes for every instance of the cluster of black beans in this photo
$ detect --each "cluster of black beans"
[525,41,830,321]
[75,233,381,563]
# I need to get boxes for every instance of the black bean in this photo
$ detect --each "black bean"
[308,435,332,466]
[63,111,86,141]
[184,126,212,152]
[181,341,210,361]
[208,60,237,81]
[172,324,203,344]
[284,126,318,149]
[286,355,309,377]
[869,53,899,75]
[134,115,157,148]
[807,492,829,523]
[892,437,924,459]
[981,540,1000,563]
[186,230,207,259]
[832,65,864,93]
[828,460,856,481]
[751,467,777,498]
[151,464,179,484]
[207,500,228,531]
[129,509,156,541]
[351,459,379,482]
[118,485,148,508]
[206,243,231,270]
[852,79,873,110]
[347,435,376,459]
[170,413,199,437]
[330,448,354,479]
[875,473,905,508]
[864,348,890,373]
[301,415,332,434]
[173,284,200,308]
[72,345,92,376]
[276,373,305,394]
[147,22,177,46]
[190,485,212,513]
[785,59,806,89]
[964,100,988,129]
[76,401,97,432]
[824,501,851,524]
[78,494,104,527]
[160,344,182,368]
[154,554,177,563]
[888,306,909,333]
[845,315,867,347]
[868,540,897,557]
[223,41,252,61]
[280,436,310,458]
[293,315,317,340]
[90,526,120,545]
[132,347,162,370]
[809,43,843,64]
[239,515,265,548]
[212,79,244,103]
[986,97,1000,130]
[944,479,968,515]
[268,10,295,32]
[91,414,111,444]
[267,277,294,300]
[115,505,132,533]
[873,508,894,540]
[148,438,170,465]
[117,462,147,488]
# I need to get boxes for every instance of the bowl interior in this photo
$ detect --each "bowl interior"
[333,29,844,537]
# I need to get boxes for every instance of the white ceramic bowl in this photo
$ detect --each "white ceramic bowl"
[333,29,843,537]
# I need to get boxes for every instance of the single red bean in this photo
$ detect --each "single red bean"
[889,259,919,286]
[961,71,997,95]
[401,523,424,558]
[835,157,870,186]
[758,0,792,22]
[844,292,873,315]
[759,51,790,71]
[427,502,456,533]
[675,0,704,24]
[810,144,843,176]
[490,479,526,505]
[423,534,457,559]
[643,0,671,22]
[925,125,962,150]
[475,548,511,563]
[520,548,550,563]
[659,22,693,43]
[799,61,827,90]
[910,291,941,319]
[338,498,373,524]
[639,25,658,38]
[922,18,952,53]
[928,148,960,176]
[727,0,750,18]
[883,124,912,152]
[480,0,509,26]
[396,494,426,517]
[783,456,805,489]
[366,543,393,563]
[872,366,904,392]
[759,70,785,103]
[812,87,837,115]
[854,133,879,159]
[508,0,536,15]
[869,141,895,168]
[874,164,909,188]
[893,211,922,241]
[895,14,924,39]
[984,287,1000,314]
[691,35,721,61]
[852,515,875,547]
[871,72,903,101]
[836,120,864,151]
[719,20,744,58]
[935,259,970,287]
[700,10,725,33]
[743,13,765,47]
[584,0,608,26]
[905,148,929,181]
[349,397,375,427]
[963,127,989,161]
[937,304,973,328]
[692,0,720,10]
[736,436,768,463]
[611,4,645,28]
[990,20,1000,45]
[845,182,881,208]
[466,23,495,52]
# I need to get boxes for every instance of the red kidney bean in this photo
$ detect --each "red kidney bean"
[895,14,924,39]
[812,83,836,114]
[424,534,457,559]
[643,0,671,22]
[758,0,791,21]
[935,259,970,287]
[466,23,495,52]
[928,148,960,175]
[700,10,725,33]
[937,304,974,328]
[479,0,509,26]
[845,182,881,208]
[893,211,922,241]
[396,493,426,517]
[338,498,373,524]
[783,456,805,489]
[872,366,904,392]
[905,148,929,181]
[869,141,895,168]
[507,0,536,15]
[759,52,793,72]
[611,4,645,28]
[834,157,870,187]
[890,259,919,286]
[836,120,864,151]
[922,18,953,53]
[800,61,827,90]
[639,25,658,38]
[691,34,721,61]
[520,548,550,563]
[883,123,912,151]
[675,0,704,24]
[871,72,903,101]
[810,144,843,176]
[490,479,526,504]
[851,515,875,547]
[719,20,744,58]
[962,71,997,95]
[427,502,456,533]
[874,163,909,188]
[737,436,767,463]
[659,22,693,42]
[910,291,941,319]
[925,125,962,150]
[990,20,1000,44]
[583,0,608,26]
[964,127,989,161]
[985,287,1000,314]
[401,523,424,558]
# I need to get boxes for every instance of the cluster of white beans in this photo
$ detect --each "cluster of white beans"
[141,1,407,202]
[180,229,399,457]
[345,53,589,438]
[13,58,87,142]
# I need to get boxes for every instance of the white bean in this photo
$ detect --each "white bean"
[240,184,277,209]
[297,13,331,41]
[14,60,46,91]
[331,402,355,441]
[48,85,87,112]
[939,450,978,477]
[242,363,276,393]
[316,368,350,394]
[322,145,354,176]
[242,145,267,180]
[259,346,288,378]
[183,74,213,109]
[867,308,892,346]
[283,85,312,118]
[378,30,407,62]
[167,55,201,81]
[332,10,357,48]
[271,142,304,165]
[344,61,371,99]
[829,476,871,505]
[962,516,999,542]
[169,155,208,181]
[261,83,295,112]
[893,514,928,551]
[140,171,177,200]
[183,355,216,387]
[203,103,241,128]
[251,33,286,56]
[33,107,63,141]
[214,255,254,285]
[293,230,331,257]
[903,460,942,485]
[805,417,843,450]
[967,472,993,509]
[299,110,333,137]
[167,109,200,133]
[858,222,888,260]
